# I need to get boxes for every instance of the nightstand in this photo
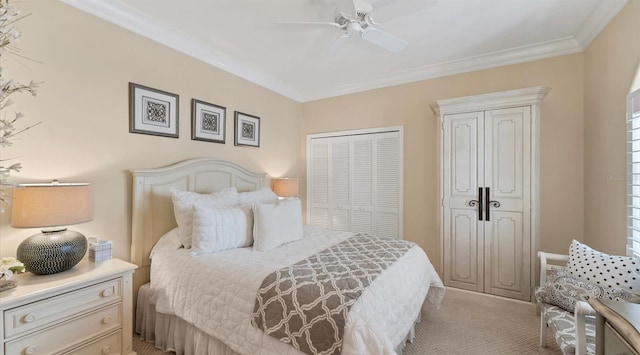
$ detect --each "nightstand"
[0,259,137,355]
[590,298,640,355]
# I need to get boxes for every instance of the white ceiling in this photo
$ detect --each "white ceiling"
[61,0,628,102]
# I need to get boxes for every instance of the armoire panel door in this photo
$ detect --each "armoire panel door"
[446,209,483,291]
[442,107,531,300]
[484,107,531,301]
[442,111,485,291]
[438,86,548,302]
[484,211,528,299]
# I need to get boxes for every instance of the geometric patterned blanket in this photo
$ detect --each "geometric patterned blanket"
[251,233,415,355]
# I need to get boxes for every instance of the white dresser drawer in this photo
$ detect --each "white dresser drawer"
[5,303,122,355]
[66,330,122,355]
[4,278,121,338]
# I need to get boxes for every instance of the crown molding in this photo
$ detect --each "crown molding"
[60,0,624,104]
[301,37,579,102]
[574,0,628,49]
[431,86,551,116]
[60,0,304,102]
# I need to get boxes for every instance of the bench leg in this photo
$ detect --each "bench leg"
[540,309,548,347]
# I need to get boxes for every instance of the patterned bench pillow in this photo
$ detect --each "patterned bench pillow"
[536,241,640,312]
[536,272,636,312]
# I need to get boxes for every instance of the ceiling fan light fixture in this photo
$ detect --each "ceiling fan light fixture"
[280,0,409,54]
[346,21,363,35]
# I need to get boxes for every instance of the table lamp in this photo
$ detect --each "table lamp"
[272,177,299,198]
[11,181,93,275]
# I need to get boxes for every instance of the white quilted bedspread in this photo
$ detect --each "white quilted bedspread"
[150,225,445,355]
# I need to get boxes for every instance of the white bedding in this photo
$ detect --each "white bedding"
[150,225,445,355]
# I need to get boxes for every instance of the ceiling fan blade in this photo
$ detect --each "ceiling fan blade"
[361,27,407,52]
[368,0,437,23]
[326,33,351,56]
[336,0,358,17]
[278,21,343,29]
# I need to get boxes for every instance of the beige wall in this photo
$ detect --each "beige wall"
[0,1,302,259]
[302,54,585,271]
[584,0,640,254]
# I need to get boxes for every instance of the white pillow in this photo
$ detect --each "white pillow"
[171,187,239,248]
[252,198,304,251]
[191,204,254,255]
[237,188,279,205]
[566,240,640,294]
[150,227,182,258]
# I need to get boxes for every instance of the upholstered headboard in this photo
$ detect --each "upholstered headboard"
[130,158,265,290]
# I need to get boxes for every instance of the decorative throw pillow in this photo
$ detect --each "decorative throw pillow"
[237,188,279,205]
[171,187,239,248]
[566,240,640,294]
[252,198,304,251]
[191,204,253,255]
[536,272,640,312]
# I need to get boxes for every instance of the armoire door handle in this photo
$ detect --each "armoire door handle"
[485,187,501,221]
[468,187,483,221]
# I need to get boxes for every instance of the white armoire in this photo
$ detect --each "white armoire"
[434,87,549,301]
[306,127,403,239]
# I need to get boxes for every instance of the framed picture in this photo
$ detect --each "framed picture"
[129,82,179,138]
[234,111,260,147]
[191,99,226,143]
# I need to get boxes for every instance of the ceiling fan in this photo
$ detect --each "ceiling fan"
[281,0,408,53]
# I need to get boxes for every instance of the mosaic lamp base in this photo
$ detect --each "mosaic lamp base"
[17,228,88,275]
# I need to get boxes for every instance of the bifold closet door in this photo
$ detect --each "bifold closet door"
[308,131,402,238]
[308,136,352,231]
[442,107,531,300]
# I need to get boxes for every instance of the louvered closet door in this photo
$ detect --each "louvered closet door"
[331,137,352,231]
[307,129,402,238]
[309,140,330,228]
[442,108,531,300]
[351,135,374,234]
[309,138,352,231]
[375,132,402,238]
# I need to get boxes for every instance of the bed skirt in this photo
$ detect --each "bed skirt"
[135,283,420,355]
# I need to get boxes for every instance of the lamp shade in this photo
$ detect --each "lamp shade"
[272,178,299,197]
[11,182,93,228]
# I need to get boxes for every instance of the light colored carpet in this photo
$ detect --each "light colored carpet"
[132,287,561,355]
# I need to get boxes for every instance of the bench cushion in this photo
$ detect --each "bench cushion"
[543,303,595,355]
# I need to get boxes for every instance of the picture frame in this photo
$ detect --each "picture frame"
[234,111,260,147]
[191,99,226,144]
[129,82,179,138]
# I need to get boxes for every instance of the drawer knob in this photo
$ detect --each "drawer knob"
[102,316,112,324]
[24,345,37,354]
[101,289,113,297]
[22,313,36,323]
[101,346,112,354]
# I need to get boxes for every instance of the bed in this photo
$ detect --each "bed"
[130,158,445,355]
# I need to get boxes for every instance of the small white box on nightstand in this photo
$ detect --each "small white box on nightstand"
[88,237,113,262]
